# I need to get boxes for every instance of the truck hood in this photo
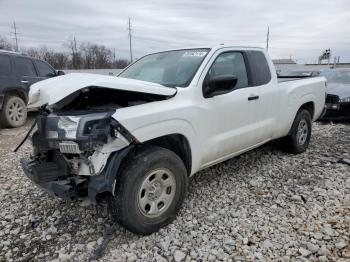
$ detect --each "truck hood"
[327,83,350,99]
[28,73,176,108]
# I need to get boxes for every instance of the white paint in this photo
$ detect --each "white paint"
[29,45,326,177]
[27,73,176,108]
[112,46,326,175]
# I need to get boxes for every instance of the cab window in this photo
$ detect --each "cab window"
[246,51,271,86]
[208,52,248,89]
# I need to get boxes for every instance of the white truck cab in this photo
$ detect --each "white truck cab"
[21,45,326,234]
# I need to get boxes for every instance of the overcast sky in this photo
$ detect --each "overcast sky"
[0,0,349,63]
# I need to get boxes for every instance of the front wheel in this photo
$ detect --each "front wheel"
[281,109,312,154]
[108,146,188,235]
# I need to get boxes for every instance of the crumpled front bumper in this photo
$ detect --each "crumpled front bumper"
[20,157,85,201]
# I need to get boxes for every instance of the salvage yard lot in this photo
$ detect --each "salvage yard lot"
[0,116,349,261]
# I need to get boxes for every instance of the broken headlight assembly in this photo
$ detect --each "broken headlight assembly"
[57,116,80,139]
[41,112,113,151]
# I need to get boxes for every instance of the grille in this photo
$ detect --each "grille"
[59,141,81,154]
[326,94,339,104]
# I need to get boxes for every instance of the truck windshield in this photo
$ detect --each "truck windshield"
[118,48,210,87]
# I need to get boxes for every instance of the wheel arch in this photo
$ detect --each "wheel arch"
[299,101,315,120]
[286,101,314,136]
[4,87,28,103]
[142,133,192,176]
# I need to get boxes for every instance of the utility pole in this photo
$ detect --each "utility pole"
[12,21,19,52]
[127,17,133,63]
[266,26,270,51]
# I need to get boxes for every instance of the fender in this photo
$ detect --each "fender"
[119,118,200,175]
[88,145,134,202]
[280,93,316,136]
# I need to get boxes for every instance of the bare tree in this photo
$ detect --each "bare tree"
[64,36,82,69]
[0,35,13,50]
[24,46,69,69]
[80,42,115,69]
[113,59,129,69]
[13,35,130,70]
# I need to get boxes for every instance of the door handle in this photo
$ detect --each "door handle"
[248,95,259,101]
[21,80,29,84]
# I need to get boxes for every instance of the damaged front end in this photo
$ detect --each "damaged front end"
[19,73,175,203]
[21,109,136,202]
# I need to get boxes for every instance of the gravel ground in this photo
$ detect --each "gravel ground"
[0,115,349,262]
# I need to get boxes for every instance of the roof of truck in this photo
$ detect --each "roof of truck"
[152,45,265,54]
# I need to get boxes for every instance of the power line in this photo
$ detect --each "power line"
[11,21,19,51]
[127,17,133,63]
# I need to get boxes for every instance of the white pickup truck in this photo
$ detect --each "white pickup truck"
[21,46,326,234]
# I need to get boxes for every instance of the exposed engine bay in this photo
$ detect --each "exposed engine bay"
[20,87,172,202]
[50,86,168,111]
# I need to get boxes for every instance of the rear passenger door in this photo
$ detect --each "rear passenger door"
[34,60,57,81]
[245,51,280,142]
[0,54,17,92]
[15,57,40,92]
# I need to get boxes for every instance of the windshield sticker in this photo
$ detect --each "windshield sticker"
[183,51,207,57]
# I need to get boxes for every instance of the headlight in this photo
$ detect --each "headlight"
[325,103,340,110]
[44,112,112,142]
[339,97,350,103]
[57,116,81,139]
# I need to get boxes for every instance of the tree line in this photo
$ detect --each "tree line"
[0,35,130,69]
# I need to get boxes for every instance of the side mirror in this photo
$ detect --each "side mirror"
[56,70,65,76]
[203,74,238,98]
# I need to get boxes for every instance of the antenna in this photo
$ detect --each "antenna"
[266,26,270,51]
[127,18,133,63]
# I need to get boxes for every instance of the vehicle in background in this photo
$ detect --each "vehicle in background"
[21,46,326,234]
[0,50,64,128]
[277,69,321,78]
[320,69,350,120]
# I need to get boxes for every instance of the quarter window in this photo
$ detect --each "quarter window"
[0,55,11,75]
[16,57,37,77]
[208,52,248,89]
[246,51,271,86]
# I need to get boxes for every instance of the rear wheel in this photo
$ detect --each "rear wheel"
[0,95,27,128]
[108,146,188,235]
[281,109,312,154]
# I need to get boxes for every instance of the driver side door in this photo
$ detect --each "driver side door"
[199,51,261,167]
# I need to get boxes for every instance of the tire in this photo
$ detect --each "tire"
[108,146,188,235]
[281,109,312,154]
[0,95,27,128]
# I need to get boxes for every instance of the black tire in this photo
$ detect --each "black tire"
[0,95,27,128]
[108,146,188,235]
[281,109,312,154]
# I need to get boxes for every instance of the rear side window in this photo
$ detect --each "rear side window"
[0,55,11,75]
[246,51,271,86]
[15,57,37,77]
[35,60,56,77]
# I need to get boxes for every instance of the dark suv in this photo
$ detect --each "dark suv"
[0,50,64,128]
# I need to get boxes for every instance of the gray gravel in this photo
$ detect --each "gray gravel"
[0,116,349,261]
